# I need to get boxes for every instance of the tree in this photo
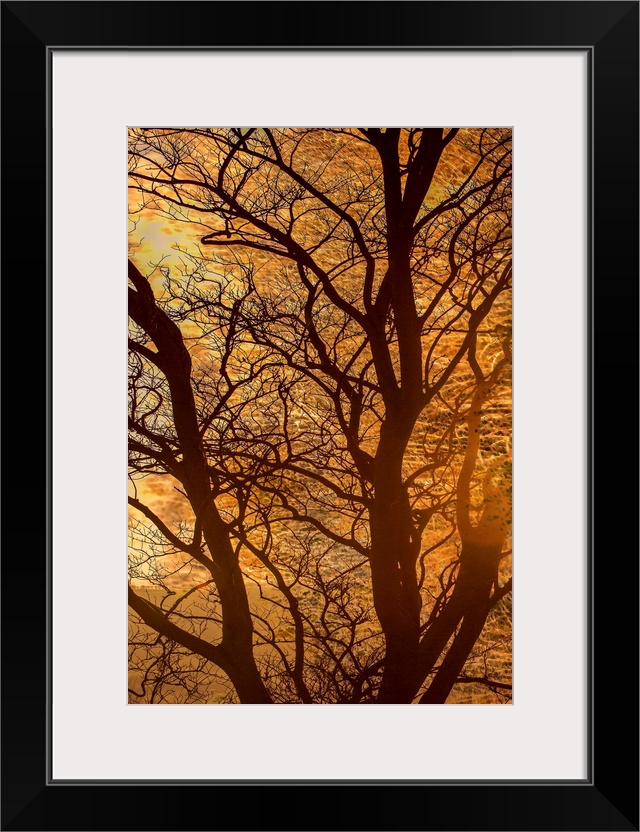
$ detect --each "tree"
[127,127,512,704]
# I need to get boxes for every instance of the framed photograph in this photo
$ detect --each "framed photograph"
[2,2,637,830]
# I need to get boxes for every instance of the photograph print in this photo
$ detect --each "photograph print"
[127,127,512,705]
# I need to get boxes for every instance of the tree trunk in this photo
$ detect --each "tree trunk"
[370,419,422,703]
[129,260,272,704]
[419,540,502,703]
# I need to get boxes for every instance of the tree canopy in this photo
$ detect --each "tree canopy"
[128,127,512,704]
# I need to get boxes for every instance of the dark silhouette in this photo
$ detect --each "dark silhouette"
[128,128,512,704]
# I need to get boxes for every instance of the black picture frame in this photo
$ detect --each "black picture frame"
[2,2,638,830]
